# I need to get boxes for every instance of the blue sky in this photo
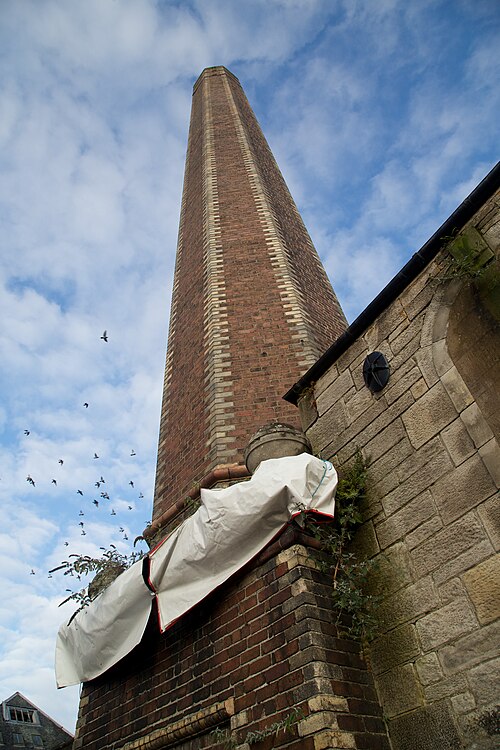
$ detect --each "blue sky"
[0,0,498,733]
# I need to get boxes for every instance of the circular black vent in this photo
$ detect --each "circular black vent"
[363,351,390,392]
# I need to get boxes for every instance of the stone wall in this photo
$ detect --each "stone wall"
[298,189,500,749]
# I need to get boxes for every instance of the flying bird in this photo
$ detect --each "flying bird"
[79,521,84,528]
[93,499,99,507]
[64,542,69,546]
[123,534,128,541]
[128,506,132,510]
[26,475,35,486]
[81,530,86,536]
[79,510,84,516]
[111,509,116,516]
[129,481,134,488]
[77,490,83,496]
[100,476,105,483]
[95,481,101,488]
[130,450,136,456]
[51,479,57,486]
[30,570,35,575]
[100,492,109,500]
[93,453,99,459]
[119,527,124,533]
[139,493,144,499]
[101,330,108,342]
[24,430,30,436]
[58,459,64,465]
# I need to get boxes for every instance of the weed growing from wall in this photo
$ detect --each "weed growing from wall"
[304,450,379,641]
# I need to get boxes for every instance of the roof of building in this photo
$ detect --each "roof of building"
[284,160,500,405]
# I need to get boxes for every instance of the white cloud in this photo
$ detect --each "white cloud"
[0,0,497,734]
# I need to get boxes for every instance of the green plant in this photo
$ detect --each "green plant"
[210,708,304,748]
[304,451,379,641]
[210,726,237,749]
[438,228,494,283]
[245,708,304,745]
[49,544,144,609]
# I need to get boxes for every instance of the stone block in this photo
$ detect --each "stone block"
[424,673,468,702]
[350,391,416,454]
[308,400,348,453]
[386,701,462,750]
[363,418,407,465]
[375,301,406,344]
[462,553,500,624]
[402,381,457,449]
[316,367,354,416]
[460,403,494,448]
[406,515,443,551]
[415,345,439,388]
[376,664,423,718]
[313,730,356,749]
[433,539,493,586]
[416,597,478,650]
[467,655,500,707]
[369,437,413,496]
[431,453,496,524]
[437,577,466,605]
[432,338,454,377]
[441,417,476,466]
[335,336,369,374]
[439,619,500,675]
[298,390,318,430]
[450,692,476,715]
[432,304,450,343]
[367,543,412,599]
[315,363,339,397]
[389,332,421,373]
[382,446,453,517]
[440,366,474,413]
[385,366,422,406]
[389,318,420,355]
[410,512,486,577]
[351,520,379,559]
[410,378,428,400]
[479,438,500,487]
[378,576,438,630]
[344,385,379,423]
[478,494,500,550]
[405,279,436,321]
[369,623,420,676]
[415,652,443,685]
[376,491,436,549]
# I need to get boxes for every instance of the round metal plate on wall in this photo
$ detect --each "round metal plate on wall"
[363,351,390,393]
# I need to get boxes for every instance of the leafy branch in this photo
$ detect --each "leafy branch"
[49,544,144,609]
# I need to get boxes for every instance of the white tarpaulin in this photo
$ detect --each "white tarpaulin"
[55,558,154,688]
[55,454,336,687]
[149,454,337,632]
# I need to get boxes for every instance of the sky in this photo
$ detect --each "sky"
[0,0,498,734]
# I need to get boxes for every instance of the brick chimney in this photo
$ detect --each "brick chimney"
[152,66,346,525]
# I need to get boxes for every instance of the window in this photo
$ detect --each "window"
[6,706,38,723]
[12,733,24,745]
[32,736,44,747]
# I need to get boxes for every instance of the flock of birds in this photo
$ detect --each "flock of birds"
[25,332,150,578]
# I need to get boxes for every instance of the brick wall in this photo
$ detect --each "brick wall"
[152,67,347,522]
[74,539,389,750]
[299,189,500,749]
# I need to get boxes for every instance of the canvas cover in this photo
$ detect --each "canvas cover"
[55,454,337,687]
